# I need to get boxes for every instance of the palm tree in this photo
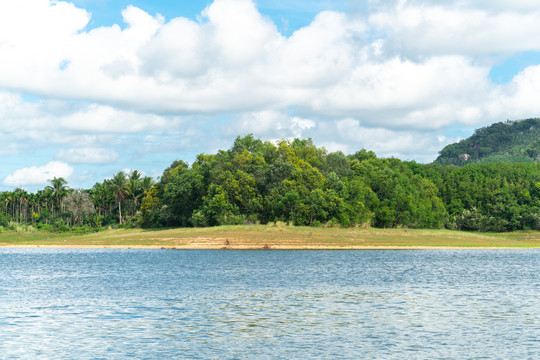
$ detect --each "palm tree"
[4,193,13,218]
[90,182,107,217]
[109,172,129,224]
[46,177,69,216]
[140,176,155,196]
[13,188,27,223]
[41,187,54,224]
[127,170,143,216]
[128,170,143,187]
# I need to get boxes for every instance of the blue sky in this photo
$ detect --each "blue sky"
[73,0,353,34]
[1,0,540,191]
[490,51,540,84]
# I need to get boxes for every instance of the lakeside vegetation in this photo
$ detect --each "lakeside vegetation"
[0,226,538,248]
[0,119,538,234]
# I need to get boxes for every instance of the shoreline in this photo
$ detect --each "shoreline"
[0,226,538,249]
[1,244,538,250]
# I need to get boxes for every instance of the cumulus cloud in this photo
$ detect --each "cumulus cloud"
[0,0,535,126]
[0,0,531,119]
[58,104,180,133]
[325,118,457,162]
[0,0,447,116]
[0,92,182,143]
[1,0,540,186]
[3,161,74,187]
[56,148,119,164]
[225,110,456,161]
[379,0,540,12]
[230,110,315,138]
[369,3,540,56]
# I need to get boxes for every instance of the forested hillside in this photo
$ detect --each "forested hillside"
[1,135,539,233]
[435,118,540,165]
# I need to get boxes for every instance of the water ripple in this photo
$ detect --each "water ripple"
[0,249,538,359]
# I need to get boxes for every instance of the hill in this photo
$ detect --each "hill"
[435,118,540,165]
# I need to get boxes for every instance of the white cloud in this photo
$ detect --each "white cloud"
[0,92,182,144]
[224,110,458,162]
[0,0,532,128]
[3,161,74,187]
[58,104,180,133]
[230,110,315,138]
[318,118,458,162]
[202,0,279,65]
[0,0,533,123]
[0,0,365,114]
[484,64,540,119]
[369,4,540,56]
[311,56,491,126]
[383,1,540,12]
[1,0,540,179]
[56,148,119,164]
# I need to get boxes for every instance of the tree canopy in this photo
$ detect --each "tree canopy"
[0,134,538,233]
[436,118,540,165]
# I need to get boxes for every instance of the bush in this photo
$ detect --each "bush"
[217,212,246,226]
[37,223,55,232]
[54,219,71,232]
[120,215,139,229]
[0,214,9,228]
[311,220,323,227]
[190,211,208,227]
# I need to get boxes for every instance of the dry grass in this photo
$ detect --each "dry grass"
[0,225,538,249]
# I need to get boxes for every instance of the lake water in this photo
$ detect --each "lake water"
[0,249,538,359]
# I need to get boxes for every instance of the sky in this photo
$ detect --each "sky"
[1,0,540,191]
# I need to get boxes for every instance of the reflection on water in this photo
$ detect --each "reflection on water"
[0,249,538,359]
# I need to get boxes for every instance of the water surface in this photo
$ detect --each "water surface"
[0,249,538,359]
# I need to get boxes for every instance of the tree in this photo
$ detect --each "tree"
[62,189,95,226]
[109,172,129,224]
[46,177,69,215]
[126,170,144,217]
[139,185,161,228]
[90,182,107,217]
[161,163,204,226]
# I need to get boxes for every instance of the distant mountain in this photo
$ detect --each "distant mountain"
[435,118,540,165]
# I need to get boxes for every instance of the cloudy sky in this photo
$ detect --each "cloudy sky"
[1,0,540,190]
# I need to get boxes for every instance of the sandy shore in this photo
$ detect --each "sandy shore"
[0,226,538,249]
[2,244,537,250]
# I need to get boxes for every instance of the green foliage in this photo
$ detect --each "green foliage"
[149,135,453,229]
[109,172,129,225]
[1,131,538,233]
[436,118,540,165]
[160,161,204,227]
[62,189,95,226]
[139,186,161,228]
[0,213,9,228]
[426,162,540,231]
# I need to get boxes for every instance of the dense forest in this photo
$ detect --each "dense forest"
[1,132,539,233]
[436,118,540,165]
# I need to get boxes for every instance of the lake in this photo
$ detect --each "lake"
[0,249,538,359]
